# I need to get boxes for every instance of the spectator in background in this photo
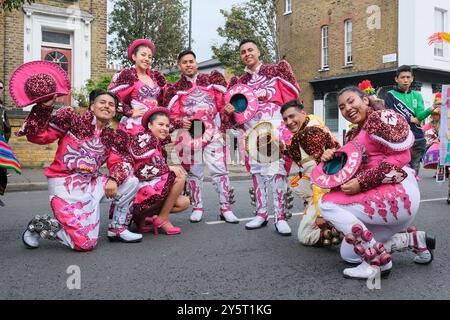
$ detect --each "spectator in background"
[384,65,439,175]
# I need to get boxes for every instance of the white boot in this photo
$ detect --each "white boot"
[384,231,435,264]
[343,261,392,280]
[22,230,40,249]
[189,210,203,223]
[245,215,268,230]
[220,211,239,224]
[107,226,142,243]
[275,220,292,236]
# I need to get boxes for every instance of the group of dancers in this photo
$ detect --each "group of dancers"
[5,38,438,280]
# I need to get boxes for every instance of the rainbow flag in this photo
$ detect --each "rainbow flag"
[0,135,22,174]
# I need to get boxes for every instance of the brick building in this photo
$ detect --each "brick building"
[0,0,108,166]
[276,0,450,143]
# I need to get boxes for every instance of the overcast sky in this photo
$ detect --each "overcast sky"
[107,0,247,63]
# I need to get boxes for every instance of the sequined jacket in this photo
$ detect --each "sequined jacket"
[127,130,171,181]
[163,71,228,133]
[108,67,167,117]
[16,105,133,185]
[344,109,414,191]
[287,116,340,167]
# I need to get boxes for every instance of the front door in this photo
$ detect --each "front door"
[41,47,72,107]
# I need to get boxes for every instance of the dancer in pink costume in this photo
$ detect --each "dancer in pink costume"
[314,86,435,279]
[164,50,238,224]
[108,39,167,136]
[130,107,190,235]
[13,61,142,251]
[224,39,301,235]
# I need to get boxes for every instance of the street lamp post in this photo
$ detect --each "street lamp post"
[188,0,192,50]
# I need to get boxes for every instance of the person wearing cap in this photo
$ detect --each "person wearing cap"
[130,107,190,234]
[224,39,301,236]
[314,86,435,280]
[108,38,167,136]
[280,100,340,246]
[12,61,142,251]
[163,50,238,224]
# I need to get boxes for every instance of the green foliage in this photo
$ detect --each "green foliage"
[72,74,113,108]
[212,0,279,76]
[1,0,34,11]
[165,72,181,84]
[108,0,187,69]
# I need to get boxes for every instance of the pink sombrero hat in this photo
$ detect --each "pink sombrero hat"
[128,39,156,61]
[225,84,259,124]
[311,142,363,189]
[9,60,71,108]
[142,107,170,128]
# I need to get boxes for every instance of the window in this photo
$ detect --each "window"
[344,20,353,65]
[434,9,447,57]
[284,0,292,15]
[321,26,329,69]
[324,93,339,132]
[42,31,71,45]
[44,51,69,73]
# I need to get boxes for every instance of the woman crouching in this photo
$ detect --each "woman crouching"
[313,86,435,280]
[130,107,190,234]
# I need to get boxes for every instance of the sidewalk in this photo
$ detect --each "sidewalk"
[5,164,254,193]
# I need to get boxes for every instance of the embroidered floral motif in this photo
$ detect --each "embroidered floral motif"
[364,109,409,144]
[380,110,398,126]
[141,164,160,179]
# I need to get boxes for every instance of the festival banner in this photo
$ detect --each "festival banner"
[440,85,450,166]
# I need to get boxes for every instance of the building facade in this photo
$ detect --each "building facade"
[277,0,450,143]
[0,0,108,166]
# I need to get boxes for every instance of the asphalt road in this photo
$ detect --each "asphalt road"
[0,169,449,300]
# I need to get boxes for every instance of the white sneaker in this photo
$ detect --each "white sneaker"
[414,250,433,264]
[275,220,292,236]
[245,215,268,230]
[190,210,203,223]
[220,211,239,224]
[343,261,392,279]
[22,230,40,249]
[385,231,435,264]
[107,227,142,243]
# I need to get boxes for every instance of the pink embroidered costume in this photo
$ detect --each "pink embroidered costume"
[129,126,175,218]
[316,108,435,278]
[227,61,301,234]
[164,71,237,223]
[18,106,141,251]
[108,67,167,135]
[108,39,166,136]
[12,62,142,251]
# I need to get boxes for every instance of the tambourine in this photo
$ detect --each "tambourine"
[225,84,259,124]
[311,142,363,189]
[175,116,215,150]
[245,121,280,163]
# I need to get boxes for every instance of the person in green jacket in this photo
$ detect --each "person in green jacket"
[384,65,439,175]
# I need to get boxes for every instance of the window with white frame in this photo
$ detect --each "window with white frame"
[434,8,447,57]
[321,26,329,69]
[284,0,292,15]
[344,20,353,65]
